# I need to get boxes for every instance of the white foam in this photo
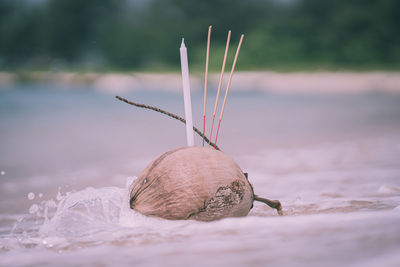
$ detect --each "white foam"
[378,184,400,195]
[125,176,137,189]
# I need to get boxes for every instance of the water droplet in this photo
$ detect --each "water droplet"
[29,204,39,214]
[28,192,35,200]
[39,193,43,198]
[0,171,5,176]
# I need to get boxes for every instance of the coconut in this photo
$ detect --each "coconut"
[129,146,255,221]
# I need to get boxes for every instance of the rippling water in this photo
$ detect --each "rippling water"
[1,83,400,266]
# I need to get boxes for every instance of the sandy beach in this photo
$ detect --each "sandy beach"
[1,71,400,94]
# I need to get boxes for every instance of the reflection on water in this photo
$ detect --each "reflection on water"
[1,84,400,266]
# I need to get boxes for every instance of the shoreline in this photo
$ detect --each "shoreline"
[1,71,400,94]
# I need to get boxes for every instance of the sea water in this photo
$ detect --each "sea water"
[1,83,400,266]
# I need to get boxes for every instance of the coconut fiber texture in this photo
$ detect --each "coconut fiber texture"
[129,147,254,221]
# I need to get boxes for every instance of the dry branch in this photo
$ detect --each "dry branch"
[115,95,220,150]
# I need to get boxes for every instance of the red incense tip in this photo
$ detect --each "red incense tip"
[214,119,222,149]
[202,115,206,147]
[209,115,216,147]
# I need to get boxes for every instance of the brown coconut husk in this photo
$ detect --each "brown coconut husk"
[130,147,254,221]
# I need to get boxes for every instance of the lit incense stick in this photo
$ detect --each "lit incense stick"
[214,34,244,148]
[203,26,212,147]
[209,30,231,146]
[180,38,194,146]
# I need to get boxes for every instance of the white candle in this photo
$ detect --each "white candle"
[180,38,194,147]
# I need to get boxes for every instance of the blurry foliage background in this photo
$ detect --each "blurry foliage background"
[0,0,399,71]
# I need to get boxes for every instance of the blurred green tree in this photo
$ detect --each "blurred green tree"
[0,0,399,70]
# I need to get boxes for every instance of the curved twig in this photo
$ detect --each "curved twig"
[254,195,283,215]
[115,95,220,150]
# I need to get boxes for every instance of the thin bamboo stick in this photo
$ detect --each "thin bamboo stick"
[209,30,231,146]
[203,25,212,147]
[214,34,244,148]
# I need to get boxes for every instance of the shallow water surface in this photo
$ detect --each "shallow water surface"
[1,84,400,266]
